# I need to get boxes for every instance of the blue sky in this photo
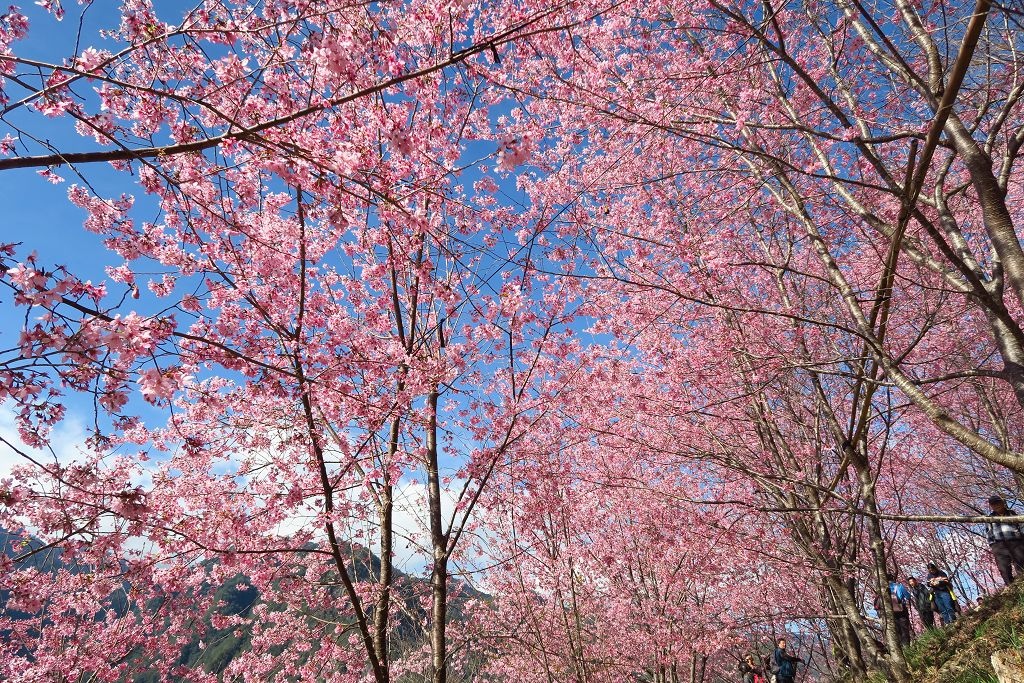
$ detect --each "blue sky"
[1,4,138,469]
[1,2,159,279]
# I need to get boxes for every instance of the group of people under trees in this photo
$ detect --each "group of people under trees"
[737,639,804,683]
[872,495,1024,650]
[737,495,1024,681]
[896,496,1024,635]
[878,563,960,647]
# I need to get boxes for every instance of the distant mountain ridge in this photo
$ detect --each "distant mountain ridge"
[0,528,486,681]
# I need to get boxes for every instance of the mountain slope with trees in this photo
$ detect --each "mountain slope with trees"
[1,529,484,680]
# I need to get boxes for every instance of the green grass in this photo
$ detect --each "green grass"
[904,580,1024,683]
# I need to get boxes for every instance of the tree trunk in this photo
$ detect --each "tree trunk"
[427,386,449,683]
[851,452,909,683]
[944,112,1024,313]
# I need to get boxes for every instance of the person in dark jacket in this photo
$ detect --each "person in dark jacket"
[986,495,1024,586]
[907,576,935,629]
[926,563,957,625]
[773,638,802,683]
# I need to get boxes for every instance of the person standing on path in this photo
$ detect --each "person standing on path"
[873,581,913,646]
[926,563,958,625]
[888,581,913,646]
[907,576,935,630]
[986,495,1024,586]
[773,638,802,683]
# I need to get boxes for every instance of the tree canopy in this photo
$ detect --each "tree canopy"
[1,1,1023,681]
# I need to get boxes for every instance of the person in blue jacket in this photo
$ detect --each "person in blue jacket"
[888,581,913,645]
[773,638,803,683]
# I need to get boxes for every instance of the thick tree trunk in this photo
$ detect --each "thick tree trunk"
[372,472,394,677]
[822,572,893,681]
[944,113,1024,312]
[823,581,869,679]
[986,312,1024,410]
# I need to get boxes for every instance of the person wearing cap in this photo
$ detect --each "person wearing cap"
[987,495,1024,586]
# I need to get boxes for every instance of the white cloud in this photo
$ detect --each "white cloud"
[0,405,494,582]
[390,480,450,573]
[0,402,90,480]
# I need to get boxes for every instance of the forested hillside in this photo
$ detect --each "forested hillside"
[1,529,484,680]
[1,0,1024,681]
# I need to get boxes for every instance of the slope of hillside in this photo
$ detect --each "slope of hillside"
[1,528,486,680]
[904,580,1024,683]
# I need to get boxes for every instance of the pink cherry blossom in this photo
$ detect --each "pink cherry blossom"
[0,1,1022,682]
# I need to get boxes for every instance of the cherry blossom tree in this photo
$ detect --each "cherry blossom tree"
[0,1,599,681]
[465,0,1024,680]
[2,0,1024,682]
[498,0,1024,473]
